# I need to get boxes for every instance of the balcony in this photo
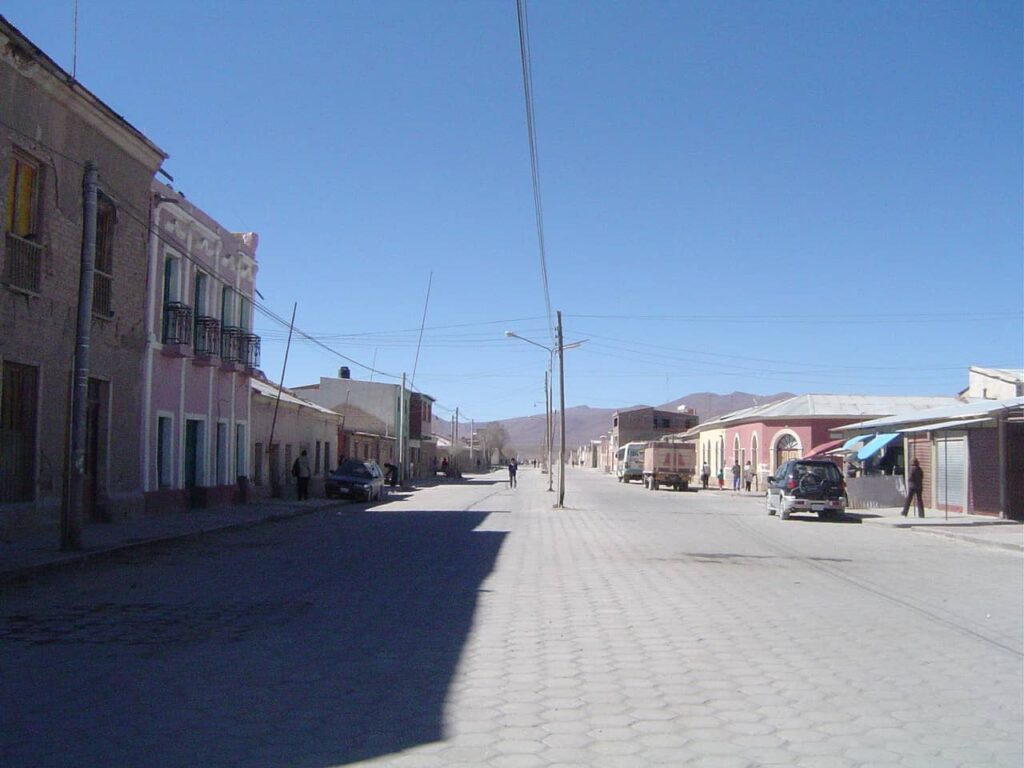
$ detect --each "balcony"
[220,325,244,363]
[240,333,261,369]
[193,315,221,357]
[4,233,42,293]
[162,302,193,345]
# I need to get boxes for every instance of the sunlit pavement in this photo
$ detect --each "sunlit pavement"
[2,467,1021,767]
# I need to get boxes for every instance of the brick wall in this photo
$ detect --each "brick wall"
[0,37,163,529]
[967,428,1000,515]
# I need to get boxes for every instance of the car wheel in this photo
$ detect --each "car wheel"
[779,500,791,520]
[766,494,775,515]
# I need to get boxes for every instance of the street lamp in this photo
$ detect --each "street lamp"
[504,318,586,507]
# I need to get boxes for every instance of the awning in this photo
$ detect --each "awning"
[856,433,901,460]
[900,417,991,433]
[841,433,873,451]
[803,439,844,459]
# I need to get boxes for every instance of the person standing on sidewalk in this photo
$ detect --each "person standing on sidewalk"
[293,450,312,500]
[700,462,710,489]
[743,461,754,492]
[901,458,925,517]
[731,461,741,491]
[508,459,518,488]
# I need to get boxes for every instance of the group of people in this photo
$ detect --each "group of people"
[699,460,757,492]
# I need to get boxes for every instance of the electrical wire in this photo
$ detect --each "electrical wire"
[515,0,555,343]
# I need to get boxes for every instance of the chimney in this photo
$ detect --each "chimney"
[339,366,351,379]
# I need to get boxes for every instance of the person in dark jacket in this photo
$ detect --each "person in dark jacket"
[901,458,925,517]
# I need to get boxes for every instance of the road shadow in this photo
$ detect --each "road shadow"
[0,509,507,767]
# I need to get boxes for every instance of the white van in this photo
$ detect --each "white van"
[614,442,646,483]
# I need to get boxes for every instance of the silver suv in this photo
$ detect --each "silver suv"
[766,460,846,519]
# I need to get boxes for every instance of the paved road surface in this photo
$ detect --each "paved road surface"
[2,468,1021,767]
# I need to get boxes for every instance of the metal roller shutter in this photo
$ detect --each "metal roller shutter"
[935,436,967,512]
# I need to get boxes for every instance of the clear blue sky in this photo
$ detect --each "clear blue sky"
[6,1,1022,423]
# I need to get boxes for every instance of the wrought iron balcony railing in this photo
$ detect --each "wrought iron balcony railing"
[220,325,244,362]
[4,233,42,293]
[240,333,261,369]
[162,301,193,345]
[193,315,221,356]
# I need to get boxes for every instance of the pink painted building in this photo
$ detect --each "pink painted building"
[141,182,259,512]
[691,394,959,490]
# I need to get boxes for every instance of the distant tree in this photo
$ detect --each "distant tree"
[480,423,513,464]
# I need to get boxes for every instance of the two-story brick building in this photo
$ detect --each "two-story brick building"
[1,16,166,530]
[611,405,698,454]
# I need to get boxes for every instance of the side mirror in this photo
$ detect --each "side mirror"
[767,475,775,483]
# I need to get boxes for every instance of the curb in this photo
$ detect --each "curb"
[0,501,341,586]
[908,526,1024,553]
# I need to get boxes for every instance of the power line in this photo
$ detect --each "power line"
[515,0,555,343]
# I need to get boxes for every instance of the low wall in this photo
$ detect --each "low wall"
[847,474,905,509]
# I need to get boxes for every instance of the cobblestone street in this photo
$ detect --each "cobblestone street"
[2,468,1021,767]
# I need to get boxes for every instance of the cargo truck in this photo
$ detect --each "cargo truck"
[642,440,696,491]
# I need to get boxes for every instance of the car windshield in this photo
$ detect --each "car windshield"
[792,462,841,482]
[334,460,371,478]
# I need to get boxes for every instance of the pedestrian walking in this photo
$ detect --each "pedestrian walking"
[293,449,311,500]
[731,461,741,491]
[700,462,710,489]
[508,459,518,488]
[901,458,925,518]
[716,467,724,489]
[743,461,754,492]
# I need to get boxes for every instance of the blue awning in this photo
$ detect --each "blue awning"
[841,433,873,451]
[856,433,901,460]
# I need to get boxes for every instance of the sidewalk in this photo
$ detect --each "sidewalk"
[700,488,1024,553]
[0,496,344,585]
[852,506,1024,552]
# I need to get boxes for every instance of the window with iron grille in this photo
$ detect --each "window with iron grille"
[4,152,42,292]
[93,196,116,316]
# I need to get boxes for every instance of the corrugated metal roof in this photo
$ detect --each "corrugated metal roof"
[251,378,339,416]
[971,366,1024,384]
[686,394,959,433]
[834,396,1024,432]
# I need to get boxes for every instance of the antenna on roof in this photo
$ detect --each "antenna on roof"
[71,0,78,78]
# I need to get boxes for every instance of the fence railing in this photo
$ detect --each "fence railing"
[162,302,193,345]
[193,315,221,356]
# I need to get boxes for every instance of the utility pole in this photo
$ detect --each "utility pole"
[63,160,98,550]
[398,373,407,485]
[268,303,297,498]
[455,407,460,474]
[470,418,475,469]
[556,310,566,508]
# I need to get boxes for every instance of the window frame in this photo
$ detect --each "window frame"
[92,194,116,317]
[5,151,41,238]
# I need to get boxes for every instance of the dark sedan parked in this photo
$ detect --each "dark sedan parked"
[325,459,385,502]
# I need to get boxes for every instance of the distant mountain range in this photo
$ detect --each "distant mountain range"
[434,391,794,455]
